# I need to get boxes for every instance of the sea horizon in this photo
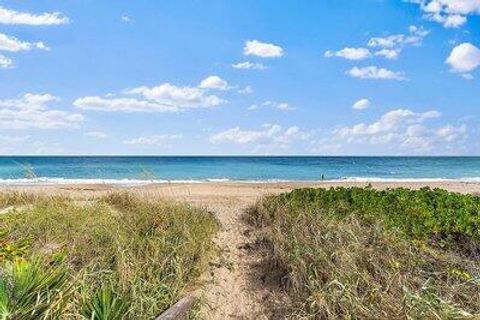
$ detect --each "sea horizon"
[1,156,480,185]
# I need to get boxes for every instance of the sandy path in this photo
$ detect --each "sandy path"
[197,197,267,319]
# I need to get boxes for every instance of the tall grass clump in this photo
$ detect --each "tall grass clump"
[249,187,480,319]
[0,192,218,319]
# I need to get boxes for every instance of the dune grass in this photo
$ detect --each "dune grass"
[248,187,480,319]
[0,192,218,319]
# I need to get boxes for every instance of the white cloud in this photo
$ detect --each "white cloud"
[0,6,69,25]
[347,66,406,80]
[324,108,465,153]
[0,32,49,52]
[324,47,372,60]
[436,124,467,142]
[75,79,227,112]
[0,7,65,68]
[334,109,440,139]
[0,93,84,129]
[238,86,253,94]
[368,25,428,49]
[210,124,308,150]
[368,35,404,49]
[121,15,131,23]
[243,40,284,58]
[232,61,267,70]
[352,98,371,110]
[446,42,480,73]
[128,83,225,108]
[430,13,467,27]
[0,54,13,68]
[123,134,182,146]
[374,49,400,59]
[250,101,296,112]
[408,0,480,28]
[74,97,178,113]
[199,75,228,90]
[263,101,296,111]
[85,131,107,139]
[325,26,427,64]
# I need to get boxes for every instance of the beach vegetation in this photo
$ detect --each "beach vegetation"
[248,187,480,319]
[0,192,218,319]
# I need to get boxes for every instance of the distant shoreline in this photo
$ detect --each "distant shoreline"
[2,177,480,187]
[2,180,480,198]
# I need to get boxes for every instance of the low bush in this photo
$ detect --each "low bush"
[249,187,480,319]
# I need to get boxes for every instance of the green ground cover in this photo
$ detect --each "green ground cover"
[249,187,480,319]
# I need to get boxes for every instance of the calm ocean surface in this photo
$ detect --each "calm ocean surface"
[0,156,480,185]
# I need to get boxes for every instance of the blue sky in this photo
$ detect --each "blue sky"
[0,0,479,155]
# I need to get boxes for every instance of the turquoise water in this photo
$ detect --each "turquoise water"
[0,156,480,185]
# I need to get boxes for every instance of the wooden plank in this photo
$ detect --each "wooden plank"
[156,293,198,320]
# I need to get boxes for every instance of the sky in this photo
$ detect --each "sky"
[0,0,479,155]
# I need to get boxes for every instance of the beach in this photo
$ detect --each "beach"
[3,180,480,200]
[2,180,480,318]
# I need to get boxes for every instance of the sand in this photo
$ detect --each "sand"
[2,180,480,319]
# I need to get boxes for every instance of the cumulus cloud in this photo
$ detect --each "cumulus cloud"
[446,42,480,73]
[127,83,225,108]
[347,66,406,80]
[210,124,308,150]
[0,93,84,129]
[324,47,372,60]
[0,32,49,52]
[352,98,371,110]
[0,54,13,68]
[408,0,480,28]
[74,77,227,113]
[374,49,400,59]
[232,61,267,70]
[317,108,467,153]
[199,75,228,90]
[334,109,440,140]
[0,6,69,25]
[121,15,131,23]
[243,40,284,58]
[123,134,182,146]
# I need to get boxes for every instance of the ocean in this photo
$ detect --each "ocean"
[0,156,480,185]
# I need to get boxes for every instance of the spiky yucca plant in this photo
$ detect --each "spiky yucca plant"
[0,258,68,320]
[79,285,130,320]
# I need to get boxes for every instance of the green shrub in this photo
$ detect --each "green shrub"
[249,187,480,319]
[252,187,480,254]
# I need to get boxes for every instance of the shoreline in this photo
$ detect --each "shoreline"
[2,180,480,198]
[2,177,480,187]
